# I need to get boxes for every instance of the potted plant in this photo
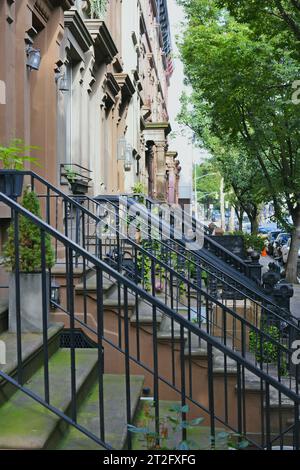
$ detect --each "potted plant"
[65,167,89,195]
[0,139,39,198]
[3,188,55,332]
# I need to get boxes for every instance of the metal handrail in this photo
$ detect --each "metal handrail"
[4,171,299,374]
[1,191,300,450]
[130,193,250,268]
[4,170,296,382]
[91,194,298,324]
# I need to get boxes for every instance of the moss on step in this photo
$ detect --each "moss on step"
[0,348,98,449]
[56,375,144,450]
[0,324,63,406]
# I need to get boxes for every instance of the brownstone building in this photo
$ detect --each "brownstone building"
[0,0,180,204]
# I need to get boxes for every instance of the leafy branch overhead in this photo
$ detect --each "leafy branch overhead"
[89,0,108,19]
[178,0,300,281]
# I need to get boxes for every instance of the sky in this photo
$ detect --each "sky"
[167,0,210,199]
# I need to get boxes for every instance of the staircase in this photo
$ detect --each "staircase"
[0,174,300,450]
[0,307,144,450]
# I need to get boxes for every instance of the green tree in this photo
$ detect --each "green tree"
[178,0,300,281]
[194,160,220,209]
[178,97,267,234]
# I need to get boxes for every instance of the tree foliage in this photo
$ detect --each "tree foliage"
[178,0,300,280]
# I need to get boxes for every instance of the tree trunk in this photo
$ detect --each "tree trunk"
[238,216,243,232]
[286,207,300,283]
[220,177,225,230]
[229,205,235,232]
[250,215,259,235]
[234,206,244,231]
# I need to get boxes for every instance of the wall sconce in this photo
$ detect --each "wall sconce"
[124,144,133,172]
[117,137,127,161]
[117,137,133,171]
[26,46,41,71]
[55,73,70,92]
[50,280,61,309]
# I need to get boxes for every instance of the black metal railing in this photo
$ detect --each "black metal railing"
[130,193,255,272]
[2,171,299,390]
[1,191,300,449]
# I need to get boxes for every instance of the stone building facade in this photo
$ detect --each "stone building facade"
[0,0,180,205]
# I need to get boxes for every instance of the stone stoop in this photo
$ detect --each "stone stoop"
[0,308,147,450]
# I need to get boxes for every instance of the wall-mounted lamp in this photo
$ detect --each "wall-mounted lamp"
[55,73,70,92]
[124,144,133,172]
[26,46,41,71]
[117,137,133,171]
[117,137,127,161]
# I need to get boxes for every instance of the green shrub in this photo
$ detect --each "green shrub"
[249,324,287,374]
[4,188,55,272]
[228,231,265,253]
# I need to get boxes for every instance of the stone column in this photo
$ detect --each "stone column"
[154,141,167,201]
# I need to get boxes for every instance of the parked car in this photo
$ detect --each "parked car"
[273,233,291,259]
[258,226,270,235]
[266,230,283,256]
[281,238,300,264]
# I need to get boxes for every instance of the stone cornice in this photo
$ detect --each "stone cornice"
[114,73,135,99]
[106,72,121,98]
[64,9,93,52]
[85,19,118,65]
[144,122,172,136]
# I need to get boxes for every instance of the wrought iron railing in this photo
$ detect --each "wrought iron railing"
[2,171,299,391]
[1,191,300,449]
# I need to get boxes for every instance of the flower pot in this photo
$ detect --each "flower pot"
[9,272,50,333]
[0,170,24,198]
[70,179,89,195]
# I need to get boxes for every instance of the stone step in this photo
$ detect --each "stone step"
[75,274,116,294]
[0,323,64,406]
[56,375,144,450]
[130,312,163,326]
[0,348,98,449]
[52,263,92,278]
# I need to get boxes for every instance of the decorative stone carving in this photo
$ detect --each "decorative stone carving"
[85,19,118,65]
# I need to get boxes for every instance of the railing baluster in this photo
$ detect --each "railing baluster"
[123,286,132,450]
[265,382,271,449]
[41,230,50,404]
[180,325,187,443]
[67,246,77,423]
[13,210,23,385]
[96,266,105,443]
[207,343,215,444]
